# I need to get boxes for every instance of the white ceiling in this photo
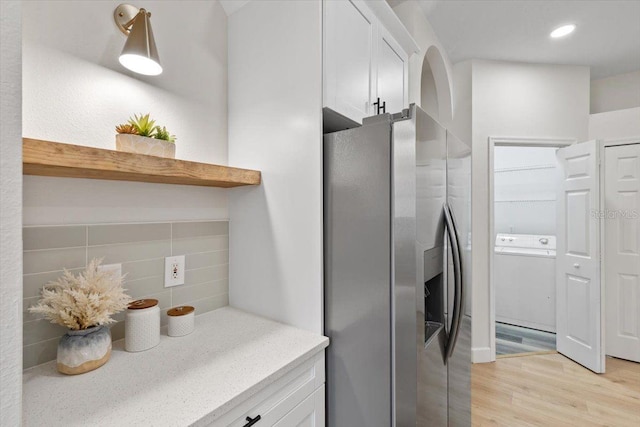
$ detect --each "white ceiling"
[413,0,640,79]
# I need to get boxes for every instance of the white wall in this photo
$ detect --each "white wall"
[22,0,229,225]
[392,2,471,147]
[590,70,640,114]
[494,147,559,235]
[0,1,23,424]
[421,64,439,120]
[392,1,455,128]
[589,107,640,141]
[227,1,323,333]
[588,71,640,143]
[452,60,473,144]
[472,60,590,361]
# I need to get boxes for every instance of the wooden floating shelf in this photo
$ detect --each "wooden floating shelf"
[22,138,261,188]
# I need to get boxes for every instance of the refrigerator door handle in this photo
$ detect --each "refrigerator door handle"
[444,203,464,361]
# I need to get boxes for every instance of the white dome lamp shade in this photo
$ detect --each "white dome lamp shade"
[114,4,162,76]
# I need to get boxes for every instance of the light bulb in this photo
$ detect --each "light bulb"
[119,54,163,76]
[550,24,576,38]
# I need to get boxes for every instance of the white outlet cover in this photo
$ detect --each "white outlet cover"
[165,255,185,287]
[98,263,122,278]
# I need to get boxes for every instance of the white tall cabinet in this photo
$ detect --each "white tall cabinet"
[228,0,417,423]
[324,0,411,123]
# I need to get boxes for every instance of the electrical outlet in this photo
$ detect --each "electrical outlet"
[98,263,122,278]
[165,255,185,287]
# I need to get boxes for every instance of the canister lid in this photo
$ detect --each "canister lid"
[167,306,195,316]
[128,299,159,310]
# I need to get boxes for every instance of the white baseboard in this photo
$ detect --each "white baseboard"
[472,346,493,363]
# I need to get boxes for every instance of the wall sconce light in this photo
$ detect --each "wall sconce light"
[114,4,162,76]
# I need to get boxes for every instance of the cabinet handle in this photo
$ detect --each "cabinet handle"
[373,97,386,115]
[373,98,387,114]
[243,415,261,427]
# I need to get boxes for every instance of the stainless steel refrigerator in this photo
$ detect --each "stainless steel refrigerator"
[324,104,471,426]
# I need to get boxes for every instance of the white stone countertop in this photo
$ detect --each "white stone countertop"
[23,307,329,427]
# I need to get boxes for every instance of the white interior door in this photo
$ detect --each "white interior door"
[556,141,604,373]
[605,143,640,363]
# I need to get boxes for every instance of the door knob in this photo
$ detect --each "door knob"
[573,263,580,268]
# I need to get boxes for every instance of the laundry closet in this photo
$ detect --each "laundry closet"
[491,140,640,369]
[493,146,560,354]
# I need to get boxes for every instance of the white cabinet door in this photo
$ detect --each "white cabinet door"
[605,143,640,363]
[375,25,407,116]
[556,141,604,373]
[324,0,375,123]
[273,386,325,427]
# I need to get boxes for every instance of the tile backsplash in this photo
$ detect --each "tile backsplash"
[22,221,229,369]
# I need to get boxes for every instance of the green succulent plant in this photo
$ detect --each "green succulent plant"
[154,126,176,143]
[119,113,177,143]
[127,113,156,137]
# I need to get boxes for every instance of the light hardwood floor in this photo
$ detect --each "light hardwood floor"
[472,353,640,426]
[495,323,556,356]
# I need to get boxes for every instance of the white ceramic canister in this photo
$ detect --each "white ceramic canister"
[167,306,195,337]
[125,299,160,352]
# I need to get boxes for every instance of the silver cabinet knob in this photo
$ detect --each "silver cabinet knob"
[573,263,580,268]
[540,238,548,245]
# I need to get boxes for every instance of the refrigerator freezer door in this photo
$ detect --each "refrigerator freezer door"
[324,118,393,427]
[446,131,472,426]
[415,110,447,253]
[448,315,472,426]
[413,106,448,426]
[447,131,472,319]
[392,107,418,427]
[420,326,448,427]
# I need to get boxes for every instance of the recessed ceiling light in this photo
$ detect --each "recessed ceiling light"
[550,24,576,38]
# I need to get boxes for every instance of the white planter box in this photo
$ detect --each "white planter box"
[115,134,176,159]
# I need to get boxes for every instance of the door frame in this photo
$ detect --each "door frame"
[599,137,640,359]
[488,136,575,361]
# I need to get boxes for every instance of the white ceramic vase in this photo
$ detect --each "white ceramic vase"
[57,325,112,375]
[115,134,176,158]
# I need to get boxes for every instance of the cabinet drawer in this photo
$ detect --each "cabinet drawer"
[273,385,325,427]
[207,352,325,427]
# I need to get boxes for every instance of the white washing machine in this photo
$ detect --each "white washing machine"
[494,233,556,332]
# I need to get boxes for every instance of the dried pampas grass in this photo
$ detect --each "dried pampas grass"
[29,258,132,330]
